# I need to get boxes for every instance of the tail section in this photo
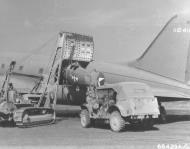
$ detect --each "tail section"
[130,14,190,83]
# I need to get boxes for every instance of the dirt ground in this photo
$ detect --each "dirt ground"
[0,106,190,149]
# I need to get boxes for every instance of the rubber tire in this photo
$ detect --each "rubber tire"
[80,109,91,128]
[159,106,167,123]
[109,111,125,132]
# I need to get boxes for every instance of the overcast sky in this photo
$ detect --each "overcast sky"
[0,0,190,62]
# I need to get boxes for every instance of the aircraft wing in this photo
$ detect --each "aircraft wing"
[11,72,41,79]
[0,53,52,93]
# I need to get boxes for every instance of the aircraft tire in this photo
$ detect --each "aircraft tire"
[109,111,125,132]
[159,106,167,123]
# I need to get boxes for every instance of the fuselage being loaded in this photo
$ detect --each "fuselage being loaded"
[1,14,190,108]
[53,62,104,105]
[41,15,190,107]
[85,14,190,102]
[46,32,105,105]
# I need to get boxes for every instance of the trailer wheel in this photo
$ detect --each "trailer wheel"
[109,111,125,132]
[80,109,91,128]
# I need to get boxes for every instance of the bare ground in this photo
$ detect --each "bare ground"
[0,105,189,149]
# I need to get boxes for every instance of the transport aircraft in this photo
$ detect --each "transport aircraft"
[0,14,190,106]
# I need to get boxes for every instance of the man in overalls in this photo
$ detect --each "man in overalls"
[7,83,17,103]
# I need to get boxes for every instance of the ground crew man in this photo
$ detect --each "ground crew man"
[86,86,99,112]
[7,83,17,103]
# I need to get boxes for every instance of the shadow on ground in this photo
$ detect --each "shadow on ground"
[162,115,190,123]
[55,111,190,131]
[56,111,79,118]
[1,111,190,129]
[54,111,80,124]
[0,121,15,128]
[89,120,159,132]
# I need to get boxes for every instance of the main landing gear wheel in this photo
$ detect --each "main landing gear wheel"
[80,109,91,128]
[109,111,125,132]
[159,106,167,123]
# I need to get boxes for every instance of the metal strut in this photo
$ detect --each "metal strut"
[15,47,60,127]
[0,61,16,100]
[37,46,61,108]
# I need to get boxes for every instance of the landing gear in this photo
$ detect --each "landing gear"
[159,104,167,123]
